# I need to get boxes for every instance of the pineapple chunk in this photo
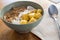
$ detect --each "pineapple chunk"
[37,9,42,13]
[21,14,29,21]
[20,20,28,24]
[28,13,35,19]
[34,13,42,19]
[29,17,36,23]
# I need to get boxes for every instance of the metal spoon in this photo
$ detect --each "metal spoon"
[48,5,60,39]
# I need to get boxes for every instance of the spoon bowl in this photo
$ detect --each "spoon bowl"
[48,5,58,18]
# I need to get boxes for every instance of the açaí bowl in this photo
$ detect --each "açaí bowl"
[0,1,44,33]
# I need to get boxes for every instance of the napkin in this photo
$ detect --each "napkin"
[31,0,60,40]
[31,9,59,40]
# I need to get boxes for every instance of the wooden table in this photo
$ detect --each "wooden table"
[0,19,41,40]
[0,0,41,40]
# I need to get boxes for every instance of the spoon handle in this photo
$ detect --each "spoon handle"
[53,18,60,39]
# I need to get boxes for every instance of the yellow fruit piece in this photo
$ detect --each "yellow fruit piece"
[34,13,42,19]
[20,20,28,24]
[28,13,35,19]
[29,17,36,23]
[37,9,42,13]
[21,14,29,21]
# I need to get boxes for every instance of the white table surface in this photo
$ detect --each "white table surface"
[0,0,60,40]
